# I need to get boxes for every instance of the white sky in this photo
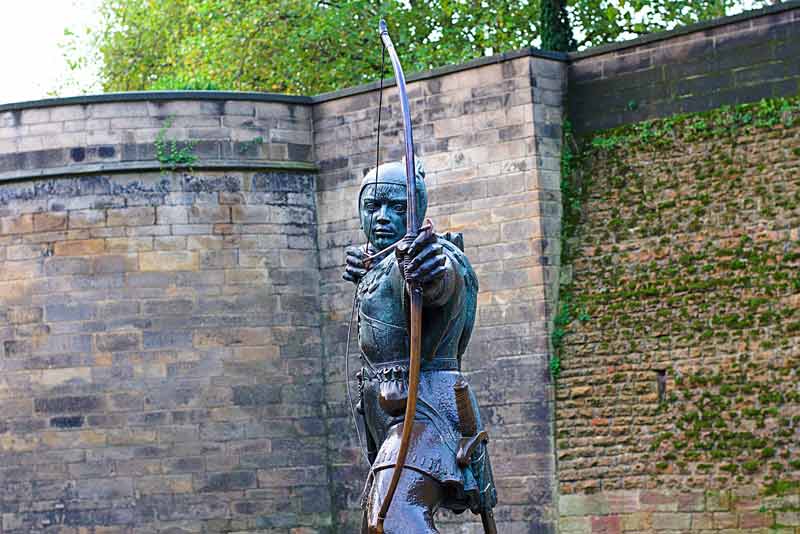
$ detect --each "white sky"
[0,0,102,105]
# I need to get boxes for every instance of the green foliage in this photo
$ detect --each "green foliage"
[540,0,576,52]
[65,0,772,95]
[149,74,223,91]
[550,299,571,378]
[588,97,800,152]
[551,119,590,379]
[68,0,541,95]
[238,136,265,155]
[568,0,771,49]
[154,117,197,171]
[765,480,800,496]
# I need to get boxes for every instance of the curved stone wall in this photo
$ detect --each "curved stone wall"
[0,95,328,532]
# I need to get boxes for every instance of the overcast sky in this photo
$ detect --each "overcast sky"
[0,0,102,105]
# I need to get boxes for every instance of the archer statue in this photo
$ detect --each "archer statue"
[341,21,497,534]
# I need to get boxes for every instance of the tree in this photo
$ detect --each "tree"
[541,0,576,52]
[67,0,772,95]
[568,0,771,49]
[75,0,541,95]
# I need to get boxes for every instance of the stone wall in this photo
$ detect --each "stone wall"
[0,94,314,181]
[0,3,798,532]
[313,54,565,532]
[0,98,330,532]
[556,95,800,533]
[568,1,800,134]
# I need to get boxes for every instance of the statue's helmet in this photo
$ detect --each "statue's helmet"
[358,159,427,230]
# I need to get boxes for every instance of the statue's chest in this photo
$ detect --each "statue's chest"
[358,258,408,362]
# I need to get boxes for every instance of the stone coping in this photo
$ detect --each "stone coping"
[0,159,318,183]
[0,90,312,113]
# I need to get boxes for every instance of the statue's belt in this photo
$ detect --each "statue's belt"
[360,357,459,382]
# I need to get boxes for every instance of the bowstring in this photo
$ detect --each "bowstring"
[345,35,386,466]
[366,43,386,253]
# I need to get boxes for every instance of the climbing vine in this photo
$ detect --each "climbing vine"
[552,119,590,378]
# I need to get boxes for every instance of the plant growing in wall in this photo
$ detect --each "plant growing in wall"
[555,94,800,496]
[154,116,197,171]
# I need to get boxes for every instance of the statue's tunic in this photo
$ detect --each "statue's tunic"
[357,236,496,515]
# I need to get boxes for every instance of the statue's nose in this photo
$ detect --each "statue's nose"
[376,204,391,223]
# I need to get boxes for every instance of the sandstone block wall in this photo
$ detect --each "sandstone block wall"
[313,54,565,532]
[0,94,314,181]
[569,2,800,133]
[0,98,330,533]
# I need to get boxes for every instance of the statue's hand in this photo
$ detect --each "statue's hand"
[397,219,446,285]
[343,245,368,284]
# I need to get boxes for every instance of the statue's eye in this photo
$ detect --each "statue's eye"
[392,202,406,213]
[364,201,376,212]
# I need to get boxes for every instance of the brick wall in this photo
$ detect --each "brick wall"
[0,99,330,532]
[313,55,564,532]
[556,96,800,533]
[569,2,800,133]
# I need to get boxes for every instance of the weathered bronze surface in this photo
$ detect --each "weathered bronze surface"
[344,160,497,533]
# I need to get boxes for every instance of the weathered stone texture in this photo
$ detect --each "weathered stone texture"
[558,490,798,534]
[0,170,330,533]
[558,100,800,496]
[569,4,800,133]
[0,4,796,533]
[557,93,800,531]
[0,98,313,179]
[313,55,563,532]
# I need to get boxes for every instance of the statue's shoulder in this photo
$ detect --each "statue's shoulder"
[437,232,475,281]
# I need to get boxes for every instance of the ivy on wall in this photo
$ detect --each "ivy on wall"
[556,96,800,495]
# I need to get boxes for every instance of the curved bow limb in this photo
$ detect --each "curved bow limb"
[375,19,422,534]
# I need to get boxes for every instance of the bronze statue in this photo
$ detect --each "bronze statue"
[341,22,497,533]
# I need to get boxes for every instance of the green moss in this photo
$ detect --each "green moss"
[154,116,198,170]
[764,480,800,496]
[742,460,760,473]
[556,94,800,491]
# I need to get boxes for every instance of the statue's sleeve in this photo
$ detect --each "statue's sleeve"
[422,242,464,308]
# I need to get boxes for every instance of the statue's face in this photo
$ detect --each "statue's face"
[360,183,407,251]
